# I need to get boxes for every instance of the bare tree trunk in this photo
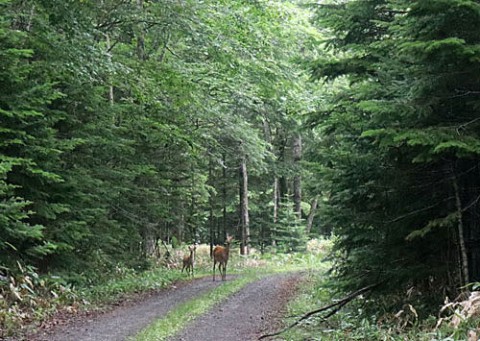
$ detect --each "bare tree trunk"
[144,223,157,257]
[174,201,185,244]
[263,117,279,225]
[105,33,115,106]
[26,4,35,31]
[306,196,319,234]
[239,151,250,255]
[190,167,198,242]
[158,31,171,63]
[452,170,469,285]
[273,177,279,223]
[209,204,214,258]
[209,156,214,258]
[276,127,289,204]
[222,153,227,242]
[136,0,146,61]
[293,134,302,219]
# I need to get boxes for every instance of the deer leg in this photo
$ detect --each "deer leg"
[213,260,216,281]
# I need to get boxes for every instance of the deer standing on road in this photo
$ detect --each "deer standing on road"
[213,235,233,281]
[182,245,196,276]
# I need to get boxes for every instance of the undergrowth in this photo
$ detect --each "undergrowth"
[0,262,78,338]
[0,263,184,338]
[0,238,330,338]
[4,237,478,340]
[282,272,480,341]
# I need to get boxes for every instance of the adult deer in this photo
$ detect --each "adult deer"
[182,245,196,276]
[213,235,233,281]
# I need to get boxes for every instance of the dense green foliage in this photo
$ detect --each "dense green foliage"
[3,0,480,337]
[0,0,321,283]
[309,0,480,313]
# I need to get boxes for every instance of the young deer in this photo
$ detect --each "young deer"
[213,235,233,281]
[182,245,196,276]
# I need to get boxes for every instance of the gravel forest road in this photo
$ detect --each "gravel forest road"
[28,272,302,341]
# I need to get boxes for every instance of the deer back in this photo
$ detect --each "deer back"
[213,245,229,263]
[213,235,233,263]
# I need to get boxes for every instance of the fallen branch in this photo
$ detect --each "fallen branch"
[258,283,380,340]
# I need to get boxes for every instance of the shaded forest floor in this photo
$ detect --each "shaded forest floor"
[24,273,303,341]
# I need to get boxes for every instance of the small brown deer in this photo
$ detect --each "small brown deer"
[213,235,233,281]
[182,245,196,276]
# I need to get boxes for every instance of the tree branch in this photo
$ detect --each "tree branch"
[258,283,380,340]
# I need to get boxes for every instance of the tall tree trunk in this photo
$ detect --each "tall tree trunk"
[239,150,250,255]
[144,223,157,257]
[306,196,319,234]
[105,33,115,107]
[173,200,185,244]
[209,156,215,258]
[190,167,197,242]
[262,116,279,225]
[277,128,289,204]
[273,177,279,224]
[209,204,214,257]
[293,134,302,219]
[222,153,227,242]
[136,0,146,61]
[452,169,469,285]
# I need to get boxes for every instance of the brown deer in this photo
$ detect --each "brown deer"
[213,235,233,281]
[182,245,196,276]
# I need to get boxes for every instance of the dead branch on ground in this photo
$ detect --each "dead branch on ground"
[258,283,380,340]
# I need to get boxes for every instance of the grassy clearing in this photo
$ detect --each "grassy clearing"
[170,237,333,276]
[132,274,261,341]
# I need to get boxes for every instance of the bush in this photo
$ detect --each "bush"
[0,263,78,338]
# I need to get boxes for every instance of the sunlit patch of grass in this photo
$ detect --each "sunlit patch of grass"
[133,274,261,341]
[174,238,331,280]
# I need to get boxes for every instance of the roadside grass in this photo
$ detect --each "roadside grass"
[0,265,186,338]
[281,271,480,341]
[81,266,186,306]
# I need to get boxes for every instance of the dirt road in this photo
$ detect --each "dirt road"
[172,273,300,341]
[28,273,302,341]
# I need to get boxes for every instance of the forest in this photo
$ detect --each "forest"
[2,0,480,339]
